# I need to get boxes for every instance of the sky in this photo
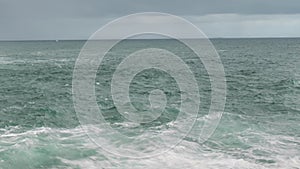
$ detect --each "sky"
[1,0,300,40]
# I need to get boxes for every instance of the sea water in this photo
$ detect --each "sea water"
[0,38,299,168]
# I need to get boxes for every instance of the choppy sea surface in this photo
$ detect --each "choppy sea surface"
[0,38,300,169]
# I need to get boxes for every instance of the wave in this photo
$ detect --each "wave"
[0,120,299,169]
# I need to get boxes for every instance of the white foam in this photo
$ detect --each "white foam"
[0,124,299,169]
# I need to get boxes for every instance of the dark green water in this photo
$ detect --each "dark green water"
[0,39,299,168]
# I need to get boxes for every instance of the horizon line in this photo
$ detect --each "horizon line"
[1,36,300,42]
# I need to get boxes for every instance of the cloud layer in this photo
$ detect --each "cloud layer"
[1,0,300,40]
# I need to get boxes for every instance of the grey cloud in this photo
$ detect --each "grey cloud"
[188,14,300,38]
[1,0,300,40]
[2,0,300,19]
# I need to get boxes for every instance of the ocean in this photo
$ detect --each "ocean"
[0,38,299,168]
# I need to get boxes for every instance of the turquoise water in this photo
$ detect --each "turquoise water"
[0,39,300,168]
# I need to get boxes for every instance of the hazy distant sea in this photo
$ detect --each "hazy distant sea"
[0,38,299,169]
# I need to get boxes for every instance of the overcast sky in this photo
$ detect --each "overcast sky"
[1,0,300,40]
